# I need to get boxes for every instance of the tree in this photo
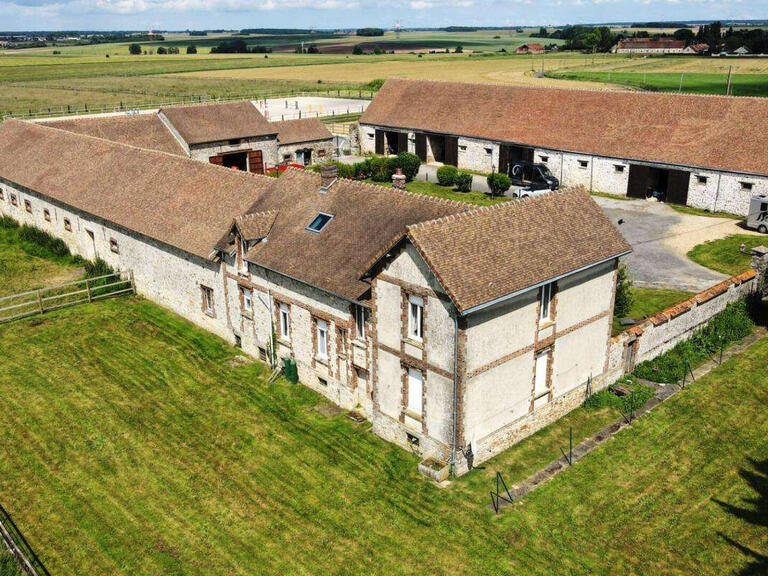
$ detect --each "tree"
[373,46,382,55]
[454,45,463,53]
[538,27,548,38]
[673,28,695,42]
[156,46,167,54]
[307,44,319,54]
[186,45,197,54]
[486,172,511,196]
[352,44,364,55]
[128,43,142,55]
[613,263,634,318]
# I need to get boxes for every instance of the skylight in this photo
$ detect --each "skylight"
[306,212,334,233]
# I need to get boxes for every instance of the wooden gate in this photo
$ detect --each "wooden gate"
[415,133,427,162]
[444,136,459,167]
[627,164,650,199]
[397,132,408,154]
[248,150,264,174]
[375,130,384,155]
[666,169,690,205]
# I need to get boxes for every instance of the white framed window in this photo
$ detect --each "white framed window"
[533,348,551,409]
[539,282,553,323]
[316,319,328,360]
[408,295,424,341]
[614,164,625,173]
[355,305,367,340]
[578,159,589,168]
[201,285,215,316]
[407,367,423,415]
[242,287,253,313]
[279,303,290,340]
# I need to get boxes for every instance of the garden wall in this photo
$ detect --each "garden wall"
[605,270,758,383]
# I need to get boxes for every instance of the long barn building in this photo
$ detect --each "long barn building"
[359,79,768,216]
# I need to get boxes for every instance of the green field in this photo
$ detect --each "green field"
[0,231,767,575]
[688,234,767,276]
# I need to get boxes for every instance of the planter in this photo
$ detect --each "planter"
[418,458,450,482]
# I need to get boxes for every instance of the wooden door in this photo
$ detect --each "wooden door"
[444,136,459,167]
[415,133,427,162]
[499,145,511,175]
[397,132,408,154]
[627,164,650,199]
[209,154,223,166]
[375,130,384,155]
[666,169,690,205]
[248,150,264,174]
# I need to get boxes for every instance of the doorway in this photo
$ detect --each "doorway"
[627,164,690,204]
[296,149,312,166]
[85,229,97,260]
[499,144,534,175]
[221,151,248,171]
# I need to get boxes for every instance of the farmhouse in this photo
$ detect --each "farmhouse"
[613,37,686,54]
[0,118,631,474]
[42,101,334,173]
[515,43,545,54]
[359,79,768,215]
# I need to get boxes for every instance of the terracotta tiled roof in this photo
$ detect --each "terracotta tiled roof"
[360,79,768,176]
[235,210,278,240]
[242,169,470,301]
[0,119,274,259]
[272,118,333,146]
[617,38,685,50]
[40,114,186,156]
[404,187,632,313]
[159,101,276,146]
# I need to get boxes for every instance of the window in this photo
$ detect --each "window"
[241,287,253,314]
[741,181,754,191]
[484,147,493,155]
[43,209,51,222]
[63,218,72,232]
[540,155,549,163]
[406,432,420,447]
[109,238,119,254]
[24,199,32,213]
[533,349,551,409]
[539,282,553,323]
[10,194,17,207]
[0,189,4,201]
[355,305,368,340]
[306,212,333,233]
[316,319,328,360]
[234,335,242,348]
[578,159,589,168]
[696,175,708,184]
[407,367,423,416]
[279,303,290,340]
[258,346,268,362]
[614,164,625,173]
[408,295,424,341]
[459,145,467,151]
[201,285,215,316]
[318,377,328,387]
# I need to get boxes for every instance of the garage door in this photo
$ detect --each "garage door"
[666,169,690,205]
[627,164,650,199]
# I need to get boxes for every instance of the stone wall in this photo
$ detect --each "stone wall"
[278,139,335,166]
[189,136,279,167]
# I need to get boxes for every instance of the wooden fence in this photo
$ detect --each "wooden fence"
[0,502,50,576]
[0,271,134,323]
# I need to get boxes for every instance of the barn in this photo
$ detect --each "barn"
[359,79,768,215]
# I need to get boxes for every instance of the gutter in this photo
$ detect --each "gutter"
[450,314,459,476]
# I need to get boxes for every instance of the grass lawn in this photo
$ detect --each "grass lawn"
[669,203,743,220]
[688,234,766,276]
[366,178,510,207]
[612,286,695,335]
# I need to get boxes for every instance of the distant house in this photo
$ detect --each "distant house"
[613,38,686,54]
[733,45,752,55]
[683,43,709,55]
[516,43,545,54]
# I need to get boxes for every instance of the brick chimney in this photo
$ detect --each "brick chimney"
[320,164,338,190]
[392,168,406,191]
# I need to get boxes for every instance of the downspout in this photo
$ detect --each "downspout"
[450,313,459,476]
[713,173,722,213]
[267,287,276,368]
[589,155,595,192]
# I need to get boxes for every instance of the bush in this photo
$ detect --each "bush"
[366,156,396,182]
[614,263,634,318]
[352,44,364,55]
[156,46,167,55]
[312,161,355,180]
[128,43,142,55]
[633,299,755,383]
[436,165,458,186]
[84,257,113,278]
[18,224,71,258]
[0,215,19,230]
[584,375,655,413]
[454,171,473,193]
[487,172,512,196]
[187,45,197,54]
[393,152,421,182]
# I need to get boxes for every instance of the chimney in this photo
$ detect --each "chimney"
[392,167,406,191]
[320,164,338,190]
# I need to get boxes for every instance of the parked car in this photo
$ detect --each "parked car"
[645,186,666,202]
[508,161,559,190]
[512,186,552,199]
[746,194,768,233]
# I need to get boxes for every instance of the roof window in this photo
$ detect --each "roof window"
[306,212,333,233]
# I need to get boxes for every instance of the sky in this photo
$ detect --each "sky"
[0,0,765,32]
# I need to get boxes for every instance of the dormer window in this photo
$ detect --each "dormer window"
[307,212,333,233]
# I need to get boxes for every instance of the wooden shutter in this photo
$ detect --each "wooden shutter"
[666,169,690,205]
[444,136,459,167]
[248,150,264,174]
[209,154,224,166]
[397,132,408,154]
[415,133,427,162]
[375,130,384,155]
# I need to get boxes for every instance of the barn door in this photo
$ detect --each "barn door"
[627,164,650,199]
[415,133,427,162]
[499,145,511,175]
[444,136,459,167]
[666,169,690,205]
[397,132,408,154]
[248,150,264,174]
[375,130,384,155]
[209,154,224,166]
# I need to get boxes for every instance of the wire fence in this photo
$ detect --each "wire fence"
[0,502,50,576]
[2,88,375,121]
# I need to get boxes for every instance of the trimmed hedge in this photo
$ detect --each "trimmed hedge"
[436,165,458,186]
[633,299,755,384]
[395,152,421,182]
[454,171,473,193]
[487,172,512,196]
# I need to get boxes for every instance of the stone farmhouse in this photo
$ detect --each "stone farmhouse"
[0,117,631,474]
[41,100,335,173]
[359,79,768,216]
[613,38,686,54]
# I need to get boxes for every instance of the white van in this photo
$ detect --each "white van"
[746,194,768,233]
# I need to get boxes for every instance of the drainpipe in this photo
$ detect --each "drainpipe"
[450,313,459,476]
[713,173,722,213]
[589,156,595,192]
[559,153,564,184]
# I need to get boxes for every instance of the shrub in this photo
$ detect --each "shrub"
[84,257,114,278]
[454,171,473,193]
[352,44,364,55]
[633,299,754,383]
[436,165,458,186]
[0,215,19,230]
[156,46,167,54]
[18,224,70,258]
[584,375,654,413]
[128,43,142,55]
[186,45,197,54]
[367,156,396,182]
[487,172,512,196]
[614,263,634,318]
[393,152,421,182]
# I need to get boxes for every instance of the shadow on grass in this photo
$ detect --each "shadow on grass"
[714,457,768,576]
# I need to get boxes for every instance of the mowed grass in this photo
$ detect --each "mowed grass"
[688,234,767,276]
[612,286,695,335]
[1,296,767,574]
[364,177,510,206]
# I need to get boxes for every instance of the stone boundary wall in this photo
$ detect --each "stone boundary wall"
[605,270,758,383]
